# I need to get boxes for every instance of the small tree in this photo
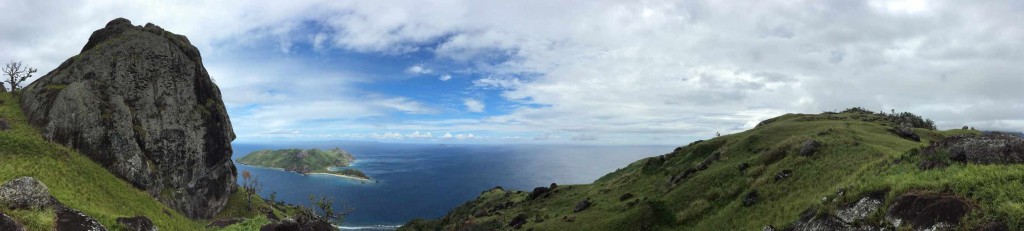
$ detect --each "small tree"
[308,194,353,225]
[241,170,262,210]
[2,61,37,92]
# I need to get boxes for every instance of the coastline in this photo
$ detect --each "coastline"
[237,163,374,182]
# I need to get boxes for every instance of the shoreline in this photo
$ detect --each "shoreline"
[237,163,374,182]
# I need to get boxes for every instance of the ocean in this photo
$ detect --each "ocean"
[232,141,672,230]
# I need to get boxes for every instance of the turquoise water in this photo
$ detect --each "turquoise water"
[233,141,671,230]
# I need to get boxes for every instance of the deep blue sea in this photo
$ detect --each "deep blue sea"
[232,141,672,230]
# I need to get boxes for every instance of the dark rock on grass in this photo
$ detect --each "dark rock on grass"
[743,191,759,207]
[550,183,558,189]
[977,221,1009,231]
[561,215,575,223]
[116,216,155,231]
[207,217,246,228]
[774,170,793,182]
[509,213,528,229]
[0,118,10,131]
[55,206,107,231]
[696,151,721,170]
[0,211,25,231]
[738,163,750,172]
[668,168,699,186]
[528,187,550,200]
[619,193,634,201]
[0,177,58,210]
[21,18,237,218]
[886,192,972,229]
[260,218,299,231]
[574,199,592,213]
[888,123,921,142]
[799,139,821,156]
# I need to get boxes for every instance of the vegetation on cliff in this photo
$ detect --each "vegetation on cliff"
[401,108,1024,230]
[238,148,370,180]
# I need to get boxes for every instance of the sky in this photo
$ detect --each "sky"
[1,0,1022,145]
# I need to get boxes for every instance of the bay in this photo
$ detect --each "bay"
[233,141,672,230]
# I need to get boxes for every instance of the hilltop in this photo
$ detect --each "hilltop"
[401,108,1024,230]
[238,148,371,181]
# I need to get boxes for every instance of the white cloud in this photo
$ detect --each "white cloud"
[405,131,433,139]
[439,74,452,81]
[5,1,1024,144]
[406,64,432,75]
[463,98,485,113]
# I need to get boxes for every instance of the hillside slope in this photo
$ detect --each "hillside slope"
[238,148,369,180]
[401,108,1023,230]
[0,92,289,230]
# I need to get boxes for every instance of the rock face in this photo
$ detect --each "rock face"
[116,216,156,231]
[0,176,57,210]
[885,192,971,230]
[20,18,236,218]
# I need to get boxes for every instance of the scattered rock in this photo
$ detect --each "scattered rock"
[561,216,575,223]
[0,176,58,210]
[886,192,971,229]
[889,123,921,142]
[835,197,883,224]
[472,208,488,218]
[0,118,10,131]
[207,218,245,228]
[20,18,237,218]
[116,216,156,231]
[786,208,857,231]
[775,170,793,182]
[696,151,721,170]
[0,211,25,231]
[619,193,634,201]
[668,168,698,186]
[799,140,821,156]
[738,163,749,172]
[508,214,528,229]
[55,206,107,231]
[762,225,776,231]
[549,183,558,189]
[743,191,759,207]
[574,199,592,213]
[528,187,550,200]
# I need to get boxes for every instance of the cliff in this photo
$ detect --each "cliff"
[19,18,236,219]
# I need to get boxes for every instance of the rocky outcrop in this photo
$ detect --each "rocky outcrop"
[799,140,820,156]
[0,118,10,131]
[116,216,156,231]
[20,18,236,218]
[885,192,971,230]
[55,207,107,231]
[0,176,58,210]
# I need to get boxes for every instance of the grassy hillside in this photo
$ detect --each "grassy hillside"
[0,92,285,230]
[401,108,1024,230]
[238,148,368,179]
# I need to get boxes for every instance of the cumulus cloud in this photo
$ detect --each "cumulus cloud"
[5,0,1024,144]
[463,98,485,113]
[439,74,452,81]
[406,64,432,75]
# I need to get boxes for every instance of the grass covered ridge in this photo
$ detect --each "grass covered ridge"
[0,92,291,230]
[401,109,1024,230]
[238,148,370,180]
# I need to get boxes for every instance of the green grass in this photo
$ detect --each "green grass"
[0,92,290,230]
[401,110,1019,230]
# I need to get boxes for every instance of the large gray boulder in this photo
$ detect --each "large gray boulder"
[20,18,236,218]
[0,177,57,210]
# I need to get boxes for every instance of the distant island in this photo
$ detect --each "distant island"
[238,148,372,181]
